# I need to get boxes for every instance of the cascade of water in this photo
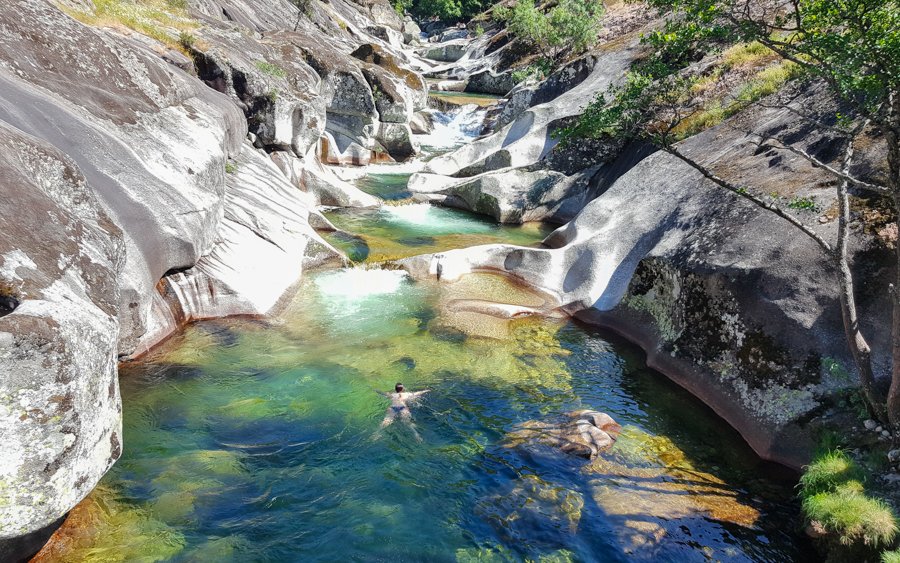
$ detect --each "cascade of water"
[313,266,410,300]
[417,104,487,152]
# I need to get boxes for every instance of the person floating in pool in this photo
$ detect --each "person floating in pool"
[377,383,430,441]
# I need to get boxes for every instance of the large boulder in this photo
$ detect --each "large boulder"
[423,41,468,62]
[409,167,593,223]
[0,122,123,544]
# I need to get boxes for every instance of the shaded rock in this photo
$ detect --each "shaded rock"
[376,122,420,161]
[465,69,517,96]
[505,410,622,459]
[187,26,326,156]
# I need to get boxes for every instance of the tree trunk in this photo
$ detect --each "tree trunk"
[884,93,900,429]
[835,130,886,422]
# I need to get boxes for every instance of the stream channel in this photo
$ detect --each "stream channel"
[39,105,812,562]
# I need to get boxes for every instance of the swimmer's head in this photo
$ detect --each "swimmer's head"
[395,383,404,393]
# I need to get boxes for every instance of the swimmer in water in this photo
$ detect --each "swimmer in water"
[377,383,430,441]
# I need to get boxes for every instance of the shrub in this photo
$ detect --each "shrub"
[883,549,900,563]
[802,486,897,546]
[511,58,553,82]
[495,0,603,61]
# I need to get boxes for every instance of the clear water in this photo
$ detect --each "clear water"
[323,173,553,263]
[38,270,808,562]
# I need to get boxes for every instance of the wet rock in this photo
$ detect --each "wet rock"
[865,419,878,430]
[465,70,517,96]
[505,410,621,459]
[477,475,584,539]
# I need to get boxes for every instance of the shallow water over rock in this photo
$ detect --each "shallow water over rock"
[323,172,553,263]
[36,271,810,562]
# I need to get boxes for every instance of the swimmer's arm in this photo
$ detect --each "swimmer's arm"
[412,389,431,398]
[374,390,390,397]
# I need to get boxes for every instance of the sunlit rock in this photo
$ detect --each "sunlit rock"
[505,410,622,459]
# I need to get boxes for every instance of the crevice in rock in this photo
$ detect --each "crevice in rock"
[0,280,19,318]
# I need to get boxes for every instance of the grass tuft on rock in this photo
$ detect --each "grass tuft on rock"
[800,450,898,548]
[799,450,865,496]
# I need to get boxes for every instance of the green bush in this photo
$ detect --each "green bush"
[495,0,603,61]
[883,549,900,563]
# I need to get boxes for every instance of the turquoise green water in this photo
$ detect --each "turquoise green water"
[323,173,554,263]
[45,270,808,562]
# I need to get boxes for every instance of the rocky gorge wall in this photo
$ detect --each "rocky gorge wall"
[0,0,433,552]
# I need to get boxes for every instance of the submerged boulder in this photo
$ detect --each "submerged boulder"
[505,410,622,459]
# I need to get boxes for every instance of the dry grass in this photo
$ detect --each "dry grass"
[56,0,198,54]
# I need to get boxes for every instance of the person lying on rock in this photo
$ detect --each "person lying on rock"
[376,383,430,441]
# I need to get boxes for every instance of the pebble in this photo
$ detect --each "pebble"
[865,419,878,430]
[884,430,892,438]
[890,450,900,463]
[877,425,884,433]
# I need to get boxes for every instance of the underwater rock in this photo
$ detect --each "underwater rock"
[477,474,584,540]
[505,410,622,459]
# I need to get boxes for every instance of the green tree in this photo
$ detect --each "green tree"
[562,0,900,425]
[495,0,603,62]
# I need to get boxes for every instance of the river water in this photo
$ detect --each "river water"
[35,107,810,562]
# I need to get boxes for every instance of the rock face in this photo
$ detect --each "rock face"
[0,0,247,355]
[505,410,622,459]
[0,122,123,541]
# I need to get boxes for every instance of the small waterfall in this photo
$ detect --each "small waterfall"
[380,202,434,225]
[313,266,409,300]
[417,104,486,151]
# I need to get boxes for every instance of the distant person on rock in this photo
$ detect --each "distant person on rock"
[376,383,430,441]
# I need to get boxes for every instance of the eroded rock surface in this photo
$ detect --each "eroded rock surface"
[0,122,123,540]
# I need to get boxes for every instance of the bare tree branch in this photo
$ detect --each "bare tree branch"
[663,143,834,254]
[746,132,891,195]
